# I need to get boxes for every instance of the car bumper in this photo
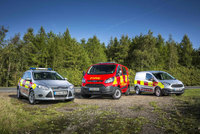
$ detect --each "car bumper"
[81,86,117,95]
[163,88,184,94]
[34,89,75,100]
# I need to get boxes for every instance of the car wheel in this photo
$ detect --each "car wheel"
[81,94,91,98]
[17,87,22,99]
[155,87,162,97]
[125,86,130,96]
[29,90,36,104]
[112,88,121,99]
[135,87,141,95]
[176,93,182,96]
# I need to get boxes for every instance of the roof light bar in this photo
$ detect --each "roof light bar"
[30,67,52,70]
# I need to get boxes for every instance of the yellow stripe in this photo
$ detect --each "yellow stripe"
[32,84,37,89]
[158,82,164,88]
[134,80,137,84]
[140,81,144,85]
[148,82,153,87]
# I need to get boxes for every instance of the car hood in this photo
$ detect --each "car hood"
[159,79,183,85]
[34,80,72,88]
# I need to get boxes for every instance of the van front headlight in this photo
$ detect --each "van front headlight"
[161,82,170,86]
[105,77,114,83]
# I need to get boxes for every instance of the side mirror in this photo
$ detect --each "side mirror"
[149,78,154,81]
[64,78,68,80]
[25,78,32,82]
[119,70,122,75]
[83,71,86,76]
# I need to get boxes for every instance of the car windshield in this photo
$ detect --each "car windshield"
[153,72,176,80]
[33,72,64,80]
[87,65,116,75]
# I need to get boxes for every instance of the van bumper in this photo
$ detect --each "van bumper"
[163,88,184,94]
[81,86,116,95]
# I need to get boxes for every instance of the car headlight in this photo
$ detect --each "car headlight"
[37,85,49,90]
[161,82,170,86]
[105,77,114,83]
[82,78,86,83]
[69,85,74,90]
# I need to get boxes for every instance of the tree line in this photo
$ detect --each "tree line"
[0,26,199,86]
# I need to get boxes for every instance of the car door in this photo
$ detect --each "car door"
[24,72,32,96]
[19,72,27,96]
[143,73,154,92]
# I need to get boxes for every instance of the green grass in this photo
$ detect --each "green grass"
[149,89,200,134]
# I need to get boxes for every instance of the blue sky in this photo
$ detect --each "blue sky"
[1,0,200,49]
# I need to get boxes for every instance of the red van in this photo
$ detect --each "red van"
[81,62,130,99]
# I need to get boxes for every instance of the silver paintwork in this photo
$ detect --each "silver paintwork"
[18,70,74,101]
[134,71,185,94]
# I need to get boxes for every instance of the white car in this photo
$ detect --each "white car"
[17,68,75,104]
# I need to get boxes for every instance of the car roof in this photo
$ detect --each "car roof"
[137,71,166,74]
[26,70,56,73]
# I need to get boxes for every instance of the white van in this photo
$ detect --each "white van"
[134,71,184,96]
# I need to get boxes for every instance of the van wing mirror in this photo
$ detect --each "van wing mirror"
[149,78,154,81]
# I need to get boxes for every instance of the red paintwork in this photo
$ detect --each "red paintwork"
[82,63,129,93]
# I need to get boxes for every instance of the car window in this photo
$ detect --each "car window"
[33,72,64,80]
[116,65,122,76]
[122,67,127,75]
[22,73,26,79]
[26,72,31,79]
[146,73,153,80]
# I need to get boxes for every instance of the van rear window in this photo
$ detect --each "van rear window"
[88,65,116,75]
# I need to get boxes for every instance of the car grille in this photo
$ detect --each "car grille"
[87,80,103,82]
[171,84,183,88]
[54,95,67,98]
[51,87,68,90]
[85,84,104,87]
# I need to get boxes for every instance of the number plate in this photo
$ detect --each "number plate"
[89,88,99,91]
[54,91,67,95]
[174,88,181,91]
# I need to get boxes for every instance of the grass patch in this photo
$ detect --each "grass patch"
[149,89,200,134]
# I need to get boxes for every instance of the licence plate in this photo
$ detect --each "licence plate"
[174,88,181,91]
[54,91,67,95]
[89,88,99,91]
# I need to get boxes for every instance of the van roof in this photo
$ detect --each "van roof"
[136,71,165,74]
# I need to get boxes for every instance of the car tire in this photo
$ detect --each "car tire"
[176,93,182,96]
[28,90,36,104]
[155,87,162,97]
[81,94,91,98]
[135,86,141,95]
[125,86,130,96]
[112,87,121,99]
[17,87,22,99]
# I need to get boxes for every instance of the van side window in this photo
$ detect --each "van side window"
[146,73,153,81]
[116,66,122,76]
[122,67,127,75]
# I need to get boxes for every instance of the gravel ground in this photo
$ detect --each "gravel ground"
[0,92,175,134]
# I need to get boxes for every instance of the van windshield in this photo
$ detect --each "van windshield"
[87,65,116,75]
[153,72,175,80]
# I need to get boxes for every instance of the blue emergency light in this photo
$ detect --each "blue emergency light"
[30,67,52,70]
